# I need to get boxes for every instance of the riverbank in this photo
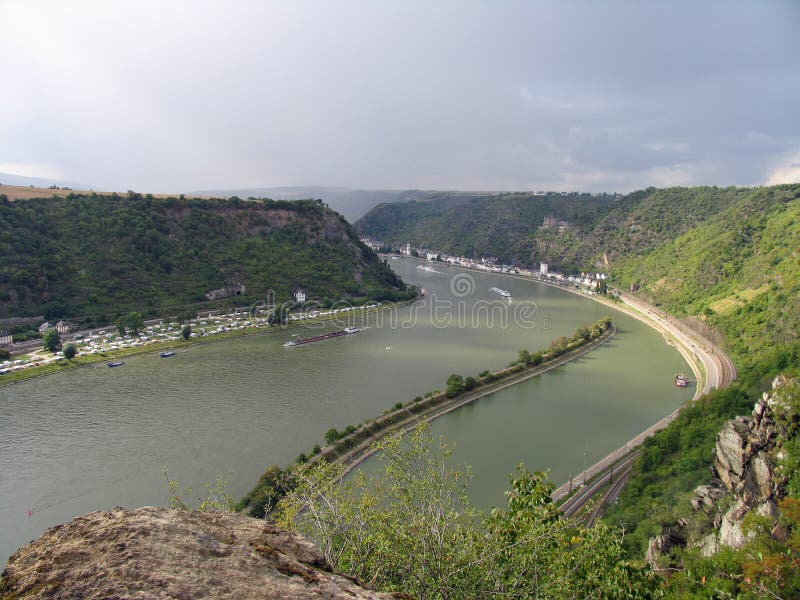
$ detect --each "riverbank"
[331,324,617,480]
[239,318,616,515]
[396,254,728,397]
[382,255,738,501]
[0,299,416,389]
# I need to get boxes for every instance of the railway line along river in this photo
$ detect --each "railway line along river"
[0,257,692,563]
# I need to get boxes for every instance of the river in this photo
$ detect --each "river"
[0,257,691,562]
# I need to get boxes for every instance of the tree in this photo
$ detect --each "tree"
[324,428,340,444]
[464,375,477,391]
[446,373,465,398]
[181,324,192,340]
[117,312,144,336]
[519,349,532,364]
[573,326,591,341]
[62,343,77,360]
[0,348,10,361]
[275,426,658,600]
[268,305,290,326]
[43,328,61,352]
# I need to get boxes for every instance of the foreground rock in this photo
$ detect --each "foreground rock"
[0,506,399,599]
[647,375,797,570]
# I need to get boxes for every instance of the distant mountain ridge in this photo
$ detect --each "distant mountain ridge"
[355,191,618,261]
[187,186,426,222]
[0,171,91,191]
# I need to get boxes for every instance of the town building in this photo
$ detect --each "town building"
[0,329,12,346]
[38,322,52,334]
[294,289,307,303]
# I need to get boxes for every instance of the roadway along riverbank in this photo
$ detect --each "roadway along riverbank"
[322,325,617,479]
[549,289,737,504]
[393,255,737,506]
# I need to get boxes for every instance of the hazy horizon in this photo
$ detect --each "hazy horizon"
[2,1,798,194]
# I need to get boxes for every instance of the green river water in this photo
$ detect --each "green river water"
[0,257,691,562]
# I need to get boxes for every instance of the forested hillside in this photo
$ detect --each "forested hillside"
[355,192,616,261]
[358,184,800,363]
[0,193,411,324]
[611,185,800,363]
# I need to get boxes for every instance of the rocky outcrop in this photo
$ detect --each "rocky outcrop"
[646,376,797,569]
[0,507,399,600]
[645,527,686,573]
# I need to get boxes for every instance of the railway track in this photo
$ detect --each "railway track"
[560,452,639,519]
[555,293,738,521]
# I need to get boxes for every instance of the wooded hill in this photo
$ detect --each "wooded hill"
[355,191,618,260]
[0,192,411,325]
[357,184,800,366]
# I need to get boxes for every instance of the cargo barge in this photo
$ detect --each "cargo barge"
[284,326,360,347]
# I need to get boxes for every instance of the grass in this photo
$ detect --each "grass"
[0,184,211,201]
[708,285,769,315]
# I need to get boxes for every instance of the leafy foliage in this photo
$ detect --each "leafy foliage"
[610,184,800,364]
[604,342,800,558]
[42,328,60,352]
[275,426,660,599]
[0,194,410,323]
[162,467,235,513]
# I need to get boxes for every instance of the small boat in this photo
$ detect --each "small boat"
[490,286,512,298]
[417,265,437,273]
[674,373,688,387]
[160,350,176,358]
[107,360,124,368]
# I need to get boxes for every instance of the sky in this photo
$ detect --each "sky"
[1,0,799,194]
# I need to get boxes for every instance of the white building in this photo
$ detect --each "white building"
[539,262,549,275]
[38,322,52,334]
[55,320,71,334]
[294,290,307,303]
[0,329,11,346]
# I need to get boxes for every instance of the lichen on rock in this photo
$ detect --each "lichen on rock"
[0,506,399,600]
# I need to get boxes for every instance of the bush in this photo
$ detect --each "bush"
[446,374,465,398]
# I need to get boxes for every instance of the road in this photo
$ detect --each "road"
[616,290,736,395]
[553,290,737,517]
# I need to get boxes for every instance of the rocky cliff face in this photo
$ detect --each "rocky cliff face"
[647,376,795,570]
[0,507,400,600]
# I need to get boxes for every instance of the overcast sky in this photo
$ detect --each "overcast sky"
[1,0,798,194]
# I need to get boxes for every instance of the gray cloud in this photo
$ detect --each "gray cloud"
[1,0,798,193]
